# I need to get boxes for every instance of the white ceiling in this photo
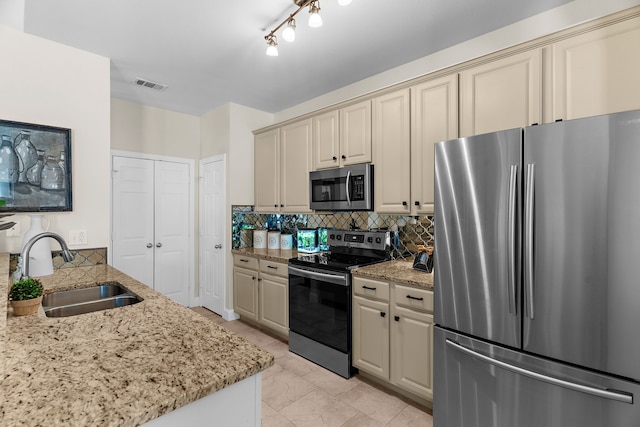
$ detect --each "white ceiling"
[21,0,571,116]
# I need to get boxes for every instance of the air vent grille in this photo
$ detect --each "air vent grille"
[133,78,168,91]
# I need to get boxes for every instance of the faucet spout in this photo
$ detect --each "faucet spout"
[20,232,74,279]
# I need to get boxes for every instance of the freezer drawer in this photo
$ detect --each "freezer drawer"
[434,327,640,427]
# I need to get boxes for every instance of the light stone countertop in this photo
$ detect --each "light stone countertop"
[231,247,298,263]
[0,255,274,427]
[352,259,434,290]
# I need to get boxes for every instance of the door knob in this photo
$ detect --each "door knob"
[146,243,153,248]
[156,242,162,248]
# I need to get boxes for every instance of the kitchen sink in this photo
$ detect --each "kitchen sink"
[43,282,143,318]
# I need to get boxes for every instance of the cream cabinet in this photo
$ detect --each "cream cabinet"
[258,259,289,336]
[313,100,372,170]
[552,16,640,121]
[254,129,280,212]
[232,255,259,321]
[254,119,312,213]
[410,75,459,214]
[372,88,412,213]
[460,49,542,137]
[352,276,434,402]
[233,254,289,337]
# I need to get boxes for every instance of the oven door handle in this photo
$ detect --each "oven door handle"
[289,266,349,286]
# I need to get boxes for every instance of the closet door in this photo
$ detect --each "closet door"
[112,157,155,286]
[154,161,191,306]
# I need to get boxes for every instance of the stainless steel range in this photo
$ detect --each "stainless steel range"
[288,229,390,378]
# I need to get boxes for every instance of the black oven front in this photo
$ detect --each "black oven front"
[288,264,354,378]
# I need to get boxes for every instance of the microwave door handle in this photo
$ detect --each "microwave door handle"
[346,170,352,206]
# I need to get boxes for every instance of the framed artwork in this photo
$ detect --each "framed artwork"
[0,119,72,212]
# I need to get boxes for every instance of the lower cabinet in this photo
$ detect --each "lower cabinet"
[233,254,289,337]
[352,276,434,403]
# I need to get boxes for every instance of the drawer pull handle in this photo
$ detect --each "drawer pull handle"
[240,259,249,262]
[406,295,424,301]
[267,265,278,269]
[362,286,377,291]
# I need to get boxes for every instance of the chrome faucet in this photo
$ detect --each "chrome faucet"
[20,232,74,279]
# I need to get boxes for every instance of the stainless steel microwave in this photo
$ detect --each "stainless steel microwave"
[309,164,374,211]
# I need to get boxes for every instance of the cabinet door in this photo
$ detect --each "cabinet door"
[391,305,434,400]
[373,89,411,213]
[460,49,541,137]
[313,110,340,170]
[254,129,280,212]
[411,75,458,214]
[233,267,258,321]
[552,16,640,121]
[340,100,372,166]
[280,119,312,213]
[352,295,390,381]
[259,274,289,336]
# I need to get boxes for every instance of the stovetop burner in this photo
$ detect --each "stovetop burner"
[289,230,391,272]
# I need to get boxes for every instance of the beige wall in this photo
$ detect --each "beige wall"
[111,98,201,159]
[0,24,111,254]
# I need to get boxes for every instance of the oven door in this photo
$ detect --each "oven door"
[288,264,351,353]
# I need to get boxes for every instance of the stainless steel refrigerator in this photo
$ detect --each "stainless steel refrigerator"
[433,110,640,426]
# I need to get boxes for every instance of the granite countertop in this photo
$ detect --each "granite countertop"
[0,254,274,427]
[352,259,434,290]
[231,247,298,263]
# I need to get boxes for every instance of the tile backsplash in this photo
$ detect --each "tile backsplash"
[232,206,434,259]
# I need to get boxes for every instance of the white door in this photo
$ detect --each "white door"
[112,157,155,286]
[112,156,192,306]
[154,161,191,306]
[200,156,225,315]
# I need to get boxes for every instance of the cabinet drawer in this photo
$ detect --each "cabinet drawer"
[353,277,390,302]
[234,255,258,270]
[259,260,288,278]
[393,284,433,312]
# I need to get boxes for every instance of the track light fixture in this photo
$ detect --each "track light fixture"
[264,0,350,56]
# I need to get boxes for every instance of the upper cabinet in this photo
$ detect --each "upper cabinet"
[552,16,640,121]
[373,88,411,214]
[254,128,280,212]
[460,49,542,137]
[254,119,312,213]
[410,75,459,214]
[313,100,372,170]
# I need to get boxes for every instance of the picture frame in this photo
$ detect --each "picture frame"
[0,119,72,212]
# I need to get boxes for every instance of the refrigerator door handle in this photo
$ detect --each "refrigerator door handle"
[524,163,535,319]
[507,164,518,315]
[446,339,633,404]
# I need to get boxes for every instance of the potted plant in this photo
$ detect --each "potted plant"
[9,277,44,316]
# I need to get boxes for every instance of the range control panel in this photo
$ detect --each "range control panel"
[327,230,390,251]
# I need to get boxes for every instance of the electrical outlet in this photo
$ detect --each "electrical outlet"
[69,229,88,245]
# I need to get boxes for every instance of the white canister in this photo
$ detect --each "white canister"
[268,231,281,250]
[253,230,267,249]
[280,234,293,250]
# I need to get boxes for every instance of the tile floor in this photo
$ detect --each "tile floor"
[191,307,433,427]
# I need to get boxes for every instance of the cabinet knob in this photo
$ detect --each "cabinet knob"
[402,201,408,206]
[156,242,162,248]
[341,155,346,160]
[414,201,420,206]
[274,204,278,208]
[215,244,222,249]
[394,316,400,321]
[252,276,256,280]
[146,243,153,248]
[280,204,284,207]
[380,312,386,318]
[332,156,337,161]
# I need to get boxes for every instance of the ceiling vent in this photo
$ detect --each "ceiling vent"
[133,77,168,91]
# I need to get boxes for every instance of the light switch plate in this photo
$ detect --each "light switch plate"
[69,229,87,245]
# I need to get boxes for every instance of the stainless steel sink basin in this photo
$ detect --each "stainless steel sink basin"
[43,282,143,318]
